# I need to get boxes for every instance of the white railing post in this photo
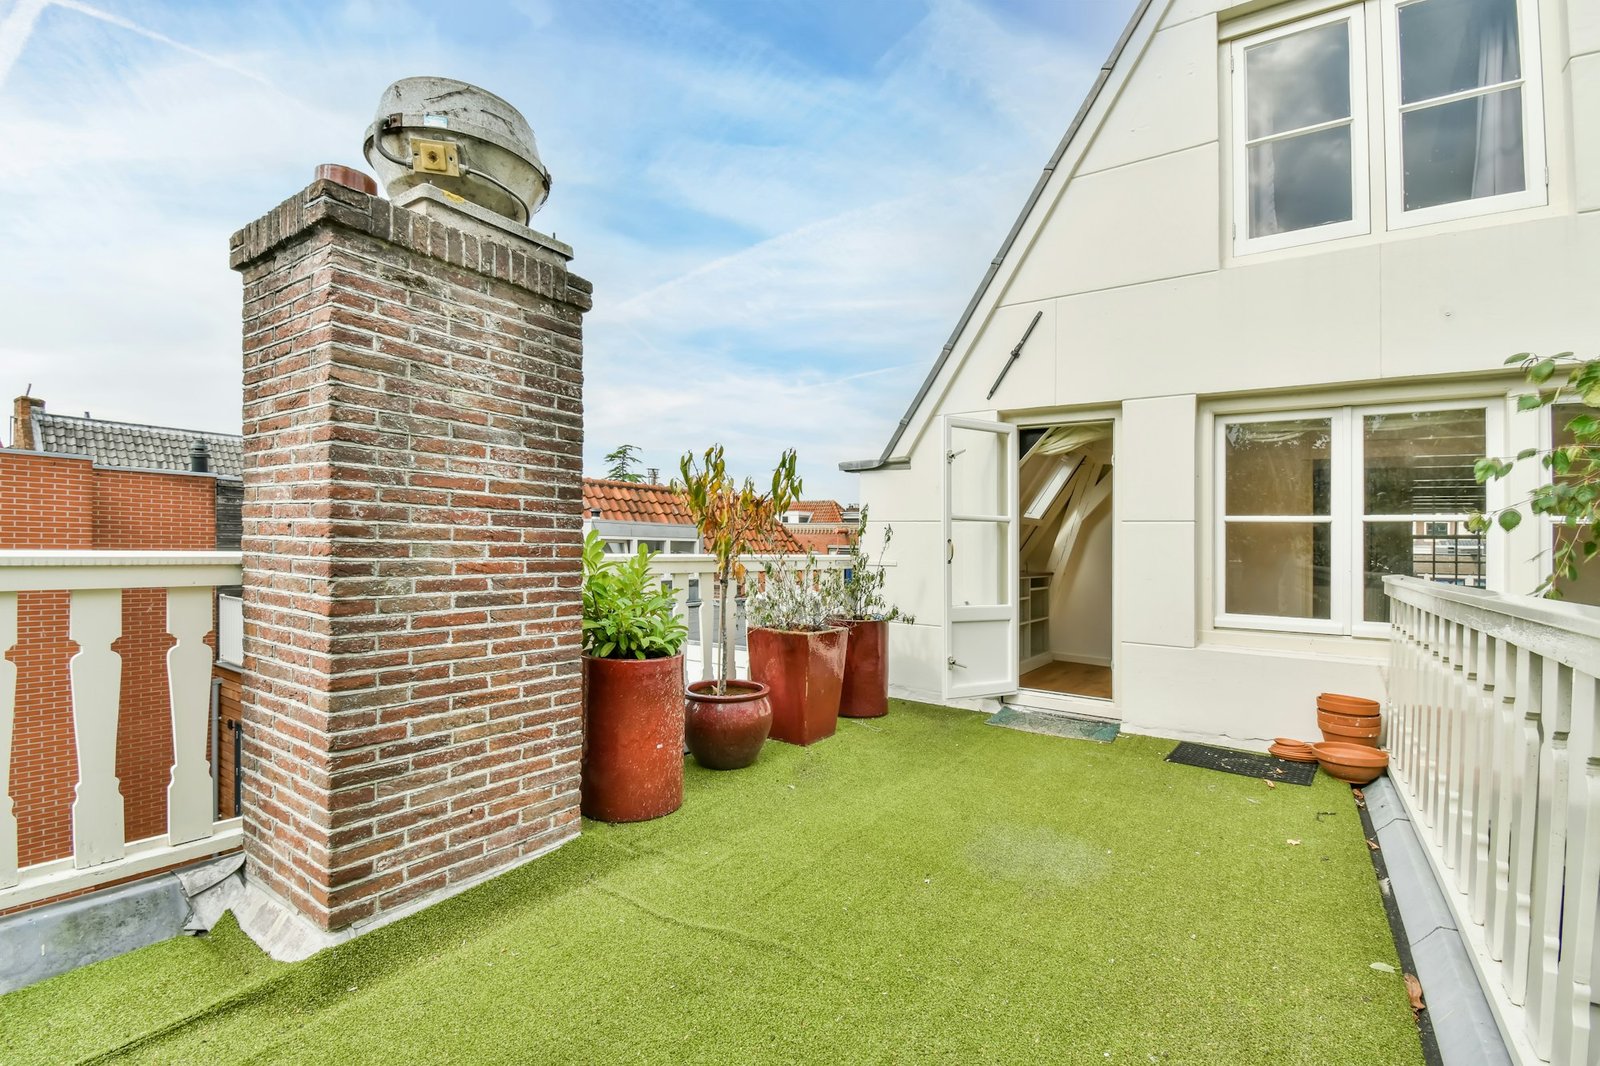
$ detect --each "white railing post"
[68,588,126,868]
[165,586,215,846]
[1553,672,1600,1065]
[1527,660,1573,1057]
[0,591,17,889]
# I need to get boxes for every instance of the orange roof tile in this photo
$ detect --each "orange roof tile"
[789,499,844,523]
[582,477,804,554]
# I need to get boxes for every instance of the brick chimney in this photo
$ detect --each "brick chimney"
[10,395,41,450]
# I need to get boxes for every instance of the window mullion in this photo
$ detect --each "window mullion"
[1397,78,1524,115]
[1336,407,1356,633]
[1244,115,1354,148]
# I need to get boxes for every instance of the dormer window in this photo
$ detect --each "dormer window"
[1230,0,1545,256]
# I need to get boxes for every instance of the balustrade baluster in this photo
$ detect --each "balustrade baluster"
[1489,639,1521,961]
[68,588,126,868]
[165,587,216,846]
[1552,672,1600,1066]
[1469,630,1497,924]
[1505,646,1544,1005]
[1527,660,1574,1056]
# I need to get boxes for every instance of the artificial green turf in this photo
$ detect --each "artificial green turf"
[1,701,1423,1065]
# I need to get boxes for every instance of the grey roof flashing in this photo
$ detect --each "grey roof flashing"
[840,0,1157,474]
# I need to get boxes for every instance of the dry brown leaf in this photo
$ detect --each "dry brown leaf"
[1264,779,1277,790]
[1405,973,1425,1015]
[1367,838,1381,851]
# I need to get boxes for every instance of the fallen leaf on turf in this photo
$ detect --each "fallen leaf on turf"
[1352,788,1365,801]
[1286,839,1301,846]
[1370,962,1396,973]
[1367,838,1380,851]
[1264,780,1277,789]
[1405,973,1425,1014]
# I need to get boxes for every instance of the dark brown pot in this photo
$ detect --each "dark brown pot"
[685,680,772,770]
[830,617,888,719]
[749,626,847,745]
[581,654,685,823]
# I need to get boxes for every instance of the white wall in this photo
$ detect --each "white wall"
[1048,496,1113,664]
[860,0,1600,743]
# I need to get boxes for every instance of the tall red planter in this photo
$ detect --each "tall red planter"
[831,618,888,719]
[581,654,685,822]
[748,626,847,746]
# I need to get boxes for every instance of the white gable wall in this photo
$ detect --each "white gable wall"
[860,0,1600,744]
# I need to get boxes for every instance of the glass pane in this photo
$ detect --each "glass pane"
[1249,126,1354,237]
[1224,522,1333,619]
[1246,20,1353,139]
[1552,526,1600,607]
[951,520,1008,608]
[1549,403,1600,488]
[1402,88,1524,211]
[1363,408,1486,514]
[1399,0,1521,105]
[1364,520,1486,622]
[1225,418,1333,516]
[949,425,1009,516]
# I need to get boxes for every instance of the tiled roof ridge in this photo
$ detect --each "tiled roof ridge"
[35,411,242,442]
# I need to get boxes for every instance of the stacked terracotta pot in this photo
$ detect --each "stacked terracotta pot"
[1311,692,1389,785]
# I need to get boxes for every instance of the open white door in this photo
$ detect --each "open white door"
[942,415,1020,700]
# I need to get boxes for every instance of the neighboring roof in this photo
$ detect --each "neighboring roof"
[841,0,1158,472]
[788,500,844,523]
[583,478,694,525]
[788,527,854,555]
[582,477,804,554]
[34,411,244,479]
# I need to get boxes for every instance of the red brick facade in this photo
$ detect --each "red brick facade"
[230,179,588,932]
[0,451,217,868]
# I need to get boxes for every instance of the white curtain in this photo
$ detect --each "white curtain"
[1470,0,1522,199]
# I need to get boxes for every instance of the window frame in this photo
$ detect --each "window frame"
[1214,399,1499,636]
[1230,5,1372,257]
[1379,0,1547,229]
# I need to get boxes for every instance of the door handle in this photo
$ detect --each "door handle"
[947,539,954,564]
[947,657,964,670]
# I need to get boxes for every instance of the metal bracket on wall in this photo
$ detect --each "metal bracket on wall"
[986,310,1043,401]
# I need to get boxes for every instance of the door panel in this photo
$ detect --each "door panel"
[943,416,1019,700]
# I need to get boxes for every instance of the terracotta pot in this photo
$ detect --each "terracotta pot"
[1269,743,1319,764]
[685,680,772,770]
[1319,717,1381,748]
[1317,692,1380,717]
[1312,741,1390,785]
[749,626,848,746]
[830,617,888,719]
[1318,709,1381,731]
[581,654,685,823]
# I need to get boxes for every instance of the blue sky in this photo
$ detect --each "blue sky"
[0,0,1131,499]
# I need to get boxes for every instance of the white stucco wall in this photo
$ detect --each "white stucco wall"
[858,0,1600,744]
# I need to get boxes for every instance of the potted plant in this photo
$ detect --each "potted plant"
[747,555,848,745]
[823,507,911,719]
[674,445,802,769]
[579,531,689,821]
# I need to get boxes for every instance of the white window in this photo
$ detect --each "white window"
[1545,403,1600,604]
[1232,7,1370,254]
[1382,0,1546,226]
[1216,403,1492,634]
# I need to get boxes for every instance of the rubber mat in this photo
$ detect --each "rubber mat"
[1164,741,1317,786]
[987,706,1119,743]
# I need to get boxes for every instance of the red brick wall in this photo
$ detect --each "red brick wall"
[231,179,587,931]
[0,451,216,867]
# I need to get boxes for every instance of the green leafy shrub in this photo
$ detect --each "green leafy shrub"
[581,530,688,659]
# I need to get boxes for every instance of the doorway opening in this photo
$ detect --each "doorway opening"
[1016,422,1113,704]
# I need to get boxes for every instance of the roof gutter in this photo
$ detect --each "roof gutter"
[840,0,1157,474]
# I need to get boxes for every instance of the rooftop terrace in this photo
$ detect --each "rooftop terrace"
[2,701,1422,1065]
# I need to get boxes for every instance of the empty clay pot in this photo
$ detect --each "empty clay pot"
[1269,740,1318,763]
[1312,741,1389,785]
[1318,709,1380,731]
[1319,717,1381,748]
[1317,692,1380,717]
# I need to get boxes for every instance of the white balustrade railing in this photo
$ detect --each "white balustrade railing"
[613,552,852,682]
[0,550,244,910]
[1385,575,1600,1066]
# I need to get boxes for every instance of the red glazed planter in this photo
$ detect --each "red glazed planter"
[830,617,888,719]
[685,680,772,770]
[581,654,685,823]
[749,626,847,745]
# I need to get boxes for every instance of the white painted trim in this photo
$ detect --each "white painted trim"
[0,551,243,592]
[1379,0,1549,230]
[0,825,243,911]
[1231,5,1372,257]
[1006,689,1117,717]
[1055,652,1114,668]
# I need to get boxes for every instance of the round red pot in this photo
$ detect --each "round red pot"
[1312,741,1389,785]
[830,617,888,719]
[581,653,685,823]
[685,680,772,770]
[749,626,847,745]
[1317,692,1380,717]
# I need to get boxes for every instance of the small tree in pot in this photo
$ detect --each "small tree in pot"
[674,445,802,768]
[580,531,688,821]
[747,555,847,745]
[823,507,912,719]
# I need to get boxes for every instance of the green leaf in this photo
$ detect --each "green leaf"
[1530,358,1558,384]
[1517,393,1545,411]
[1516,448,1539,460]
[1497,509,1523,532]
[1505,352,1534,365]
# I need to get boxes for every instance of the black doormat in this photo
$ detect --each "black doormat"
[1164,741,1318,787]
